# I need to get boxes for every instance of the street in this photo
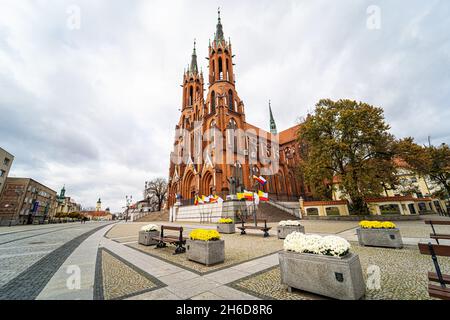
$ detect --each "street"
[0,222,115,299]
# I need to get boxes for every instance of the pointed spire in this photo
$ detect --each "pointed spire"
[269,100,278,135]
[190,39,198,74]
[215,7,224,42]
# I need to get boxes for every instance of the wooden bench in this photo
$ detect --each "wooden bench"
[418,242,450,300]
[237,219,271,237]
[425,219,450,244]
[152,225,187,254]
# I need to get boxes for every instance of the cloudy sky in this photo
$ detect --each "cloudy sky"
[1,0,449,212]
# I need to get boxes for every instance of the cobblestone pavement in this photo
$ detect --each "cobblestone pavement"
[128,232,283,274]
[98,248,163,300]
[0,222,114,299]
[230,244,450,300]
[106,220,361,240]
[2,218,448,300]
[100,237,267,300]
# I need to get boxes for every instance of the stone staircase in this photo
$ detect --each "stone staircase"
[255,202,297,222]
[135,210,169,222]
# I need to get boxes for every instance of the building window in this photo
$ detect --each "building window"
[218,57,223,80]
[3,158,10,166]
[211,91,216,113]
[189,86,193,105]
[0,169,4,177]
[228,90,234,111]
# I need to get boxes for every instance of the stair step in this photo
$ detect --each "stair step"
[135,211,169,222]
[256,203,297,223]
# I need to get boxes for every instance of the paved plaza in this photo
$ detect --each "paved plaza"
[0,217,449,300]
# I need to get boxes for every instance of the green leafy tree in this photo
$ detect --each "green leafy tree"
[298,99,397,214]
[396,138,450,198]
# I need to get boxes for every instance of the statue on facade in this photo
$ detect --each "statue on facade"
[228,176,236,195]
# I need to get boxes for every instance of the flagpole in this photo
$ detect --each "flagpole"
[253,180,257,225]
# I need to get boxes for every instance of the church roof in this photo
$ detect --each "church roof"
[279,124,300,145]
[245,122,300,145]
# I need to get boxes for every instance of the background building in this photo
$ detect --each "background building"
[81,208,113,221]
[0,177,57,226]
[0,147,14,195]
[96,198,102,211]
[55,186,82,216]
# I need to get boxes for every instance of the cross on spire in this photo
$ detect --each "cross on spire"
[190,38,198,74]
[215,7,224,42]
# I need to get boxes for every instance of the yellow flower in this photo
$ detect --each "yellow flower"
[359,220,396,229]
[218,218,233,224]
[189,229,221,241]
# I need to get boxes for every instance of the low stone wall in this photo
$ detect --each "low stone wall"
[302,214,421,221]
[172,200,247,223]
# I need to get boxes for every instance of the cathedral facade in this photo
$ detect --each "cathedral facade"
[167,11,309,207]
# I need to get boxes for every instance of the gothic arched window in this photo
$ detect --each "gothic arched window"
[189,86,193,106]
[228,90,234,111]
[227,118,238,153]
[218,57,223,80]
[233,161,243,193]
[226,59,230,81]
[228,118,237,129]
[211,91,216,113]
[209,120,216,147]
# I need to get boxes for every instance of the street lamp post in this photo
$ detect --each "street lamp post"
[125,195,133,222]
[10,187,24,227]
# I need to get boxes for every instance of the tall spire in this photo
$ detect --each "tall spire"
[190,39,198,74]
[269,100,278,135]
[215,7,224,42]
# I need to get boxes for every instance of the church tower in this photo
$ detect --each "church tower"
[203,8,248,195]
[206,9,244,117]
[181,40,205,122]
[96,198,101,212]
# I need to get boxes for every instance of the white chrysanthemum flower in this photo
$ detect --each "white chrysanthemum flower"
[140,224,159,232]
[283,233,350,257]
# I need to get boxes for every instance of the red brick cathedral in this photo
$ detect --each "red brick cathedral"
[167,11,309,207]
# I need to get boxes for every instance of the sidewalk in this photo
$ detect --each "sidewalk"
[36,223,116,300]
[99,237,277,300]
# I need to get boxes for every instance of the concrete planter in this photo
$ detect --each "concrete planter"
[138,230,160,246]
[186,239,225,266]
[356,228,403,248]
[277,225,305,239]
[217,223,235,234]
[279,250,365,300]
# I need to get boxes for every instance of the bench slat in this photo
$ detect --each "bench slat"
[162,226,183,231]
[152,237,187,242]
[428,272,450,285]
[428,284,450,300]
[418,243,450,257]
[430,234,450,240]
[238,226,271,230]
[425,220,450,226]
